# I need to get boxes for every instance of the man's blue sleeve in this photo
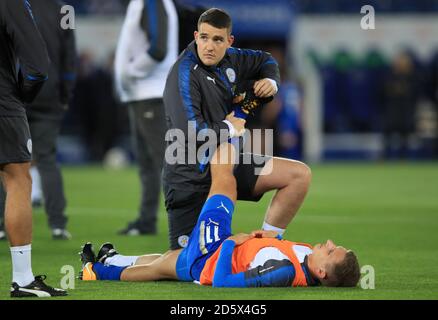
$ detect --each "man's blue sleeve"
[227,47,280,87]
[212,240,246,287]
[212,240,296,288]
[163,54,230,139]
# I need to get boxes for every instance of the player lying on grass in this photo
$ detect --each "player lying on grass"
[79,143,360,287]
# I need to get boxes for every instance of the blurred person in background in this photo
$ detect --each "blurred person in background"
[72,51,122,162]
[0,0,76,241]
[114,0,179,235]
[29,168,43,208]
[273,82,303,160]
[258,45,303,160]
[173,1,206,53]
[430,51,438,157]
[87,0,124,14]
[0,0,67,297]
[382,51,419,159]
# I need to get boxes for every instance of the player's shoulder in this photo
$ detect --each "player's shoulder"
[172,51,206,86]
[226,46,263,57]
[174,49,198,71]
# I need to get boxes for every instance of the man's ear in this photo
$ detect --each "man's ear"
[194,31,199,42]
[228,35,234,47]
[318,267,327,280]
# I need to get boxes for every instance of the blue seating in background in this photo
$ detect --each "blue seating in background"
[309,48,435,134]
[295,0,438,13]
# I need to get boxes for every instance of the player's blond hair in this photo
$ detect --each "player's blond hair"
[326,250,361,287]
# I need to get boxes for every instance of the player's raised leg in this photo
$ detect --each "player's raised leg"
[119,142,239,282]
[80,143,239,283]
[208,142,238,202]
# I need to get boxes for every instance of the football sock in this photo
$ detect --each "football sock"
[92,262,127,281]
[10,244,35,287]
[262,222,285,236]
[104,254,138,267]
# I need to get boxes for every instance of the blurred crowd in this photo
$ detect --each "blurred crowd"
[64,45,438,162]
[63,0,125,15]
[295,0,438,13]
[62,50,130,162]
[64,0,438,15]
[309,48,438,158]
[58,0,438,162]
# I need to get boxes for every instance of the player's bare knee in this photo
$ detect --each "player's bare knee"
[288,162,312,189]
[300,163,312,185]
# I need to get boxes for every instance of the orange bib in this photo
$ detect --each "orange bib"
[199,238,312,286]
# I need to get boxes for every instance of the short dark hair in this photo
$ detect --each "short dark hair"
[327,251,361,287]
[197,8,232,33]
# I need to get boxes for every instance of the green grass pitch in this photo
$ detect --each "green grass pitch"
[1,162,437,300]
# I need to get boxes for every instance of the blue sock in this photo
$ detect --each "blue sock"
[233,106,248,119]
[92,262,127,281]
